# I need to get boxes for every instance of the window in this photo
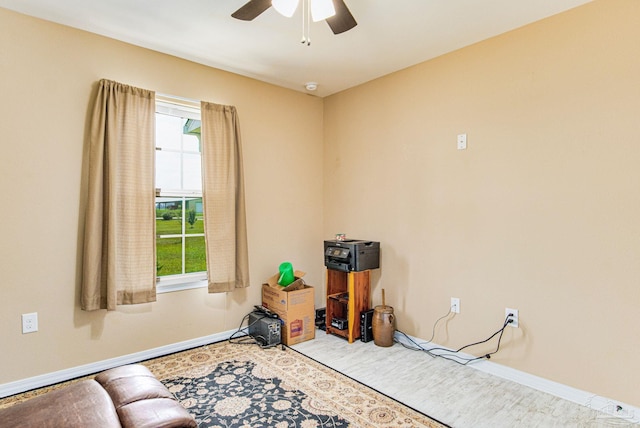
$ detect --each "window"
[155,98,207,292]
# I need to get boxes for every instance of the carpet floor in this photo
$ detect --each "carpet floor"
[0,340,448,428]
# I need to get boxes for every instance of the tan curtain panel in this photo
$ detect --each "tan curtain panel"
[200,102,250,293]
[81,79,157,311]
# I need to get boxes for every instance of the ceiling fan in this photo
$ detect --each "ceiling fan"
[231,0,357,35]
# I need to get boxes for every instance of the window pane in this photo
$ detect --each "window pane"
[185,198,204,234]
[156,114,182,150]
[183,153,202,191]
[156,150,182,190]
[185,236,207,273]
[156,198,183,235]
[183,133,200,153]
[155,102,206,281]
[156,237,183,276]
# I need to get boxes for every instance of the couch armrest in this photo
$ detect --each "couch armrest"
[95,364,196,428]
[118,397,198,428]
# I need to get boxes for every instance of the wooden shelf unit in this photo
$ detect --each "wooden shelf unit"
[325,269,371,343]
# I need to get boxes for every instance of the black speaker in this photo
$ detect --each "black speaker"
[315,307,326,331]
[360,309,374,342]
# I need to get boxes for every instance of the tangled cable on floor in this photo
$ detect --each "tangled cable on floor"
[394,307,513,365]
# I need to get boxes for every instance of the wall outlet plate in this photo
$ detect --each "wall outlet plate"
[451,297,460,314]
[22,312,38,334]
[457,134,467,150]
[505,308,518,327]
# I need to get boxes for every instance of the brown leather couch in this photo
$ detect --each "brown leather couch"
[0,364,196,428]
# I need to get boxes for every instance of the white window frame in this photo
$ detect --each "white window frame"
[155,96,207,294]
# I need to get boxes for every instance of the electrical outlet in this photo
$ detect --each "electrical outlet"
[505,308,518,328]
[22,312,38,334]
[451,297,460,314]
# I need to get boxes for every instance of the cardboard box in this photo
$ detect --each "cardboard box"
[262,271,315,346]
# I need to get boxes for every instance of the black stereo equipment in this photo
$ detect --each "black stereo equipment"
[315,307,326,331]
[249,311,281,347]
[360,309,374,343]
[324,240,380,272]
[331,317,348,330]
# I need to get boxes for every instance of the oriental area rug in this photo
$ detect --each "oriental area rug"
[145,341,447,427]
[1,340,447,428]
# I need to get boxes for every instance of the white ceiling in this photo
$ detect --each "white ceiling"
[0,0,593,97]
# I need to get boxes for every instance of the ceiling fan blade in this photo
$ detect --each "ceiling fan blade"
[231,0,272,21]
[326,0,357,34]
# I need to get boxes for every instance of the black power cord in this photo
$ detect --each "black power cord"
[395,314,513,366]
[228,313,258,344]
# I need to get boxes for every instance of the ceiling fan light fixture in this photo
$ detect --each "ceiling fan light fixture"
[272,0,299,17]
[310,0,336,22]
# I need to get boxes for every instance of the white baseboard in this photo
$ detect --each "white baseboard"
[395,333,640,424]
[472,354,640,424]
[0,330,235,398]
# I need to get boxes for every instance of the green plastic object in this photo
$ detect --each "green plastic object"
[277,262,295,286]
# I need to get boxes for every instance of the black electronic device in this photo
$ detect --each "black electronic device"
[360,309,374,342]
[315,307,326,331]
[248,311,281,347]
[324,240,380,272]
[254,305,279,319]
[331,317,348,330]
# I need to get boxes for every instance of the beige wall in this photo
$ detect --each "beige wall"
[0,8,324,383]
[323,0,639,406]
[1,0,638,409]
